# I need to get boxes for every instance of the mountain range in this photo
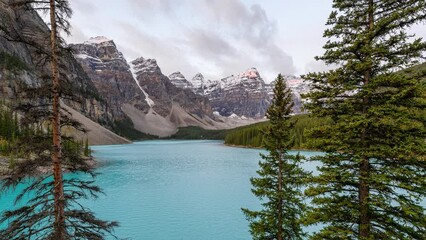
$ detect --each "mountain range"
[0,2,309,143]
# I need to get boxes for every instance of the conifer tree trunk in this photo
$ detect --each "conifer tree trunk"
[49,0,65,238]
[359,1,374,238]
[277,152,283,240]
[359,157,370,238]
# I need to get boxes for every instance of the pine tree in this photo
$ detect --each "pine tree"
[242,74,307,240]
[0,1,118,239]
[47,0,67,237]
[303,0,426,239]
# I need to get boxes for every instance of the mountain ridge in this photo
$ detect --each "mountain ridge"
[71,37,263,137]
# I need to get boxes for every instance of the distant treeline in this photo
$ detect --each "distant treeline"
[168,126,228,140]
[113,117,158,140]
[0,103,90,159]
[224,114,332,149]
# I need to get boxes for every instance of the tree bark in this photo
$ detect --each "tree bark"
[359,1,374,238]
[49,0,65,238]
[277,152,283,240]
[359,157,370,239]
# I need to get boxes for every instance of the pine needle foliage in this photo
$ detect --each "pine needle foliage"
[0,134,118,240]
[302,0,426,239]
[242,74,308,240]
[0,1,118,239]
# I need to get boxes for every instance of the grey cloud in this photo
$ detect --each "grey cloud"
[305,60,337,73]
[67,25,89,44]
[195,1,277,45]
[118,0,295,81]
[70,0,96,14]
[126,0,181,17]
[192,0,295,79]
[260,44,295,77]
[246,4,277,45]
[115,21,199,78]
[184,28,236,59]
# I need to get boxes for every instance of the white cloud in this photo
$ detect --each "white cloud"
[304,60,338,74]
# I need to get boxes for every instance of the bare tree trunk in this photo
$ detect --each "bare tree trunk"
[277,152,283,240]
[49,0,65,238]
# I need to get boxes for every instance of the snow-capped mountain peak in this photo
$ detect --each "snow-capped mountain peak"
[194,68,270,118]
[131,57,161,75]
[169,72,193,89]
[241,67,260,79]
[191,73,204,88]
[84,36,113,45]
[75,36,125,63]
[190,73,205,95]
[214,67,265,90]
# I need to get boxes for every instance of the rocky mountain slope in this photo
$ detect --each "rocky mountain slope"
[71,37,252,137]
[70,37,140,120]
[130,57,212,118]
[168,69,308,117]
[169,72,193,89]
[0,2,125,145]
[204,68,271,118]
[168,68,271,118]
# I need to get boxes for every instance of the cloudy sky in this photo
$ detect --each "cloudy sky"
[66,0,426,83]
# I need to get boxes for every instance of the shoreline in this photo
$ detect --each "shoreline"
[0,155,98,180]
[224,143,319,152]
[92,139,320,152]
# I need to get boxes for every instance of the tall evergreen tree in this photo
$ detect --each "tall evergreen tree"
[242,74,307,240]
[303,0,426,239]
[0,1,118,239]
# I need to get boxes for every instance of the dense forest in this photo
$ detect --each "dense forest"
[224,114,331,149]
[168,126,229,140]
[169,115,332,149]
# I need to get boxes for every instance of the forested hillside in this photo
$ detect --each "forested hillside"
[224,114,331,148]
[168,126,228,140]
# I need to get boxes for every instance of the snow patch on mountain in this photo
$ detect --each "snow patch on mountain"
[201,67,266,95]
[191,73,205,89]
[74,53,102,62]
[75,37,127,64]
[130,63,155,107]
[190,68,270,118]
[168,72,193,89]
[131,57,161,74]
[84,36,112,45]
[228,113,239,119]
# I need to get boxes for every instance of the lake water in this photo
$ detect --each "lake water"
[1,140,321,239]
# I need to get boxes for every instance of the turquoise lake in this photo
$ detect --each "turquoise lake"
[0,140,321,239]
